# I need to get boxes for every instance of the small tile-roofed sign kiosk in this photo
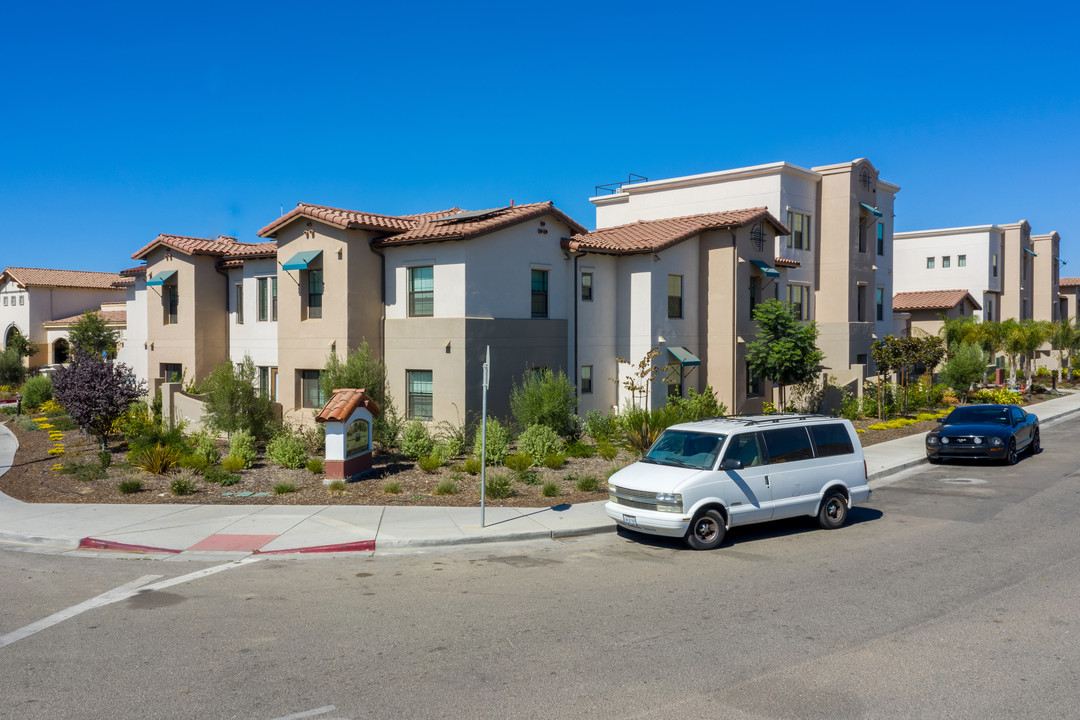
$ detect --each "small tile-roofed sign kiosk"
[316,388,382,482]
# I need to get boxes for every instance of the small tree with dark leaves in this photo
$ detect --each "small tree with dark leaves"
[53,349,146,450]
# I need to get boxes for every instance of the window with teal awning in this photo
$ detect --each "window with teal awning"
[282,250,323,270]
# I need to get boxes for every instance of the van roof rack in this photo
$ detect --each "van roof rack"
[696,413,832,427]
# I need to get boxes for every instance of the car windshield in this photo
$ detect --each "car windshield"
[943,406,1011,425]
[644,430,724,470]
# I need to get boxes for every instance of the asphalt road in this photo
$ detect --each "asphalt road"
[2,421,1079,720]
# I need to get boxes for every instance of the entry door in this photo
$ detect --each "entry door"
[719,432,773,526]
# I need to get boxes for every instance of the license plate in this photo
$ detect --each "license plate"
[622,514,638,527]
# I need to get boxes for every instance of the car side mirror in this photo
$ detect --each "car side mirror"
[719,458,744,470]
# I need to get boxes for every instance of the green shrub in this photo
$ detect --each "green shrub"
[517,471,540,485]
[306,457,324,474]
[12,415,39,432]
[484,471,514,499]
[60,459,106,482]
[617,405,666,455]
[543,453,566,469]
[178,452,211,474]
[510,369,577,436]
[504,453,534,472]
[597,440,618,461]
[98,450,112,470]
[266,431,307,469]
[221,455,246,473]
[968,388,1023,405]
[204,465,233,484]
[431,441,457,463]
[327,479,347,494]
[434,478,459,495]
[400,420,434,460]
[130,444,179,475]
[273,482,298,495]
[434,411,467,458]
[664,386,726,424]
[463,456,482,475]
[383,481,403,494]
[564,440,596,458]
[170,477,196,495]
[46,415,77,431]
[585,410,617,441]
[417,455,442,473]
[516,423,564,461]
[189,431,222,465]
[117,478,143,494]
[21,375,54,409]
[0,405,16,416]
[472,416,510,465]
[541,482,560,497]
[573,474,602,492]
[229,430,257,469]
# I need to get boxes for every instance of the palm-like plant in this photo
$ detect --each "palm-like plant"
[1014,319,1052,387]
[1001,319,1023,387]
[1050,318,1080,378]
[977,320,1008,383]
[939,314,980,356]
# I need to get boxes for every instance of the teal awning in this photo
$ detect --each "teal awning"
[146,270,176,287]
[860,202,883,218]
[1024,248,1038,257]
[750,259,780,277]
[1055,255,1067,265]
[282,250,322,270]
[668,346,700,367]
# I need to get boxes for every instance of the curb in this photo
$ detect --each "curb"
[0,531,79,550]
[78,538,182,554]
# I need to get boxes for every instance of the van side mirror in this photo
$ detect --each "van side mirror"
[719,458,744,470]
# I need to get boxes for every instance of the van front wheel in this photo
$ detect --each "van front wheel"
[818,492,848,530]
[686,509,726,550]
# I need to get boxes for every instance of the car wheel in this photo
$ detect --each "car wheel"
[1005,439,1018,466]
[685,509,725,550]
[818,491,848,530]
[1031,429,1041,455]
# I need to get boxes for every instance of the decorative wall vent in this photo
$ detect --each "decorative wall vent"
[750,223,766,251]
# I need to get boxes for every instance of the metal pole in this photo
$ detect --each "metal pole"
[480,345,489,528]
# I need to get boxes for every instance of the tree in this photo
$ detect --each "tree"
[1048,318,1079,379]
[939,342,987,403]
[68,310,120,358]
[5,329,38,359]
[977,320,1007,385]
[201,356,277,440]
[510,368,577,436]
[0,348,25,385]
[612,347,661,408]
[917,336,947,411]
[745,299,824,410]
[52,349,145,450]
[321,341,399,448]
[938,315,979,356]
[869,336,900,420]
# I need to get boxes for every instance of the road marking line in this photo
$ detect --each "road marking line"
[0,558,260,649]
[270,706,336,720]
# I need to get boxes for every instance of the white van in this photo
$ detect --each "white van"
[606,414,871,550]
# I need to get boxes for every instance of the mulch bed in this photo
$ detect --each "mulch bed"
[1,391,1062,506]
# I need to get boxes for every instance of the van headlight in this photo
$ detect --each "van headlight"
[654,492,683,512]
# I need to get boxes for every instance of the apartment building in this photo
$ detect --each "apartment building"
[1032,231,1063,322]
[588,159,899,379]
[222,245,279,398]
[115,266,148,386]
[565,207,789,415]
[892,290,982,338]
[0,267,128,368]
[1061,277,1080,322]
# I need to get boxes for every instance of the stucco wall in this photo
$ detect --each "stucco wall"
[227,259,279,369]
[894,226,1003,323]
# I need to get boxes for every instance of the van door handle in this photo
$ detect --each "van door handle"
[765,475,770,488]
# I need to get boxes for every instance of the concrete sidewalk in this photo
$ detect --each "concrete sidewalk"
[2,390,1079,559]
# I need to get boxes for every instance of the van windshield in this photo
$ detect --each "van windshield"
[644,430,724,470]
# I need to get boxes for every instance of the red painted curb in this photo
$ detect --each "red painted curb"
[78,537,182,554]
[256,539,376,555]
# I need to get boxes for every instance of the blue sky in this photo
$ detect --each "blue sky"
[2,1,1077,273]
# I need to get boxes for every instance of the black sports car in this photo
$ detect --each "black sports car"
[925,404,1040,465]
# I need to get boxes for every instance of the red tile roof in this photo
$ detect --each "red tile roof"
[219,242,278,268]
[1060,277,1080,288]
[372,202,588,247]
[892,289,982,312]
[0,267,127,290]
[258,203,420,238]
[131,234,240,260]
[119,265,147,277]
[44,310,126,327]
[315,388,382,423]
[564,208,789,255]
[774,257,801,268]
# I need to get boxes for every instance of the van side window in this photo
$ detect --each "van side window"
[761,427,814,463]
[723,432,764,467]
[809,423,854,457]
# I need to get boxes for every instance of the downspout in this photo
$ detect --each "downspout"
[573,248,586,415]
[369,243,386,362]
[214,262,231,368]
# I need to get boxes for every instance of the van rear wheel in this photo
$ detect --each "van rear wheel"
[685,509,725,550]
[817,492,848,530]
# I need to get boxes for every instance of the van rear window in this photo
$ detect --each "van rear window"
[809,423,854,457]
[761,427,814,463]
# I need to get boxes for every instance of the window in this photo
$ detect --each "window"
[307,270,323,319]
[19,295,23,306]
[942,256,951,269]
[668,275,683,318]
[162,363,183,383]
[257,277,277,322]
[876,223,884,255]
[165,284,179,324]
[876,287,885,321]
[746,360,760,396]
[856,353,868,365]
[857,285,867,322]
[258,366,272,399]
[345,418,370,457]
[993,254,998,277]
[958,255,967,268]
[926,257,935,269]
[787,284,809,320]
[408,266,434,317]
[858,218,868,253]
[580,365,593,394]
[749,276,758,313]
[580,272,593,302]
[407,370,433,419]
[1023,254,1027,280]
[787,211,811,250]
[531,269,548,318]
[2,298,6,306]
[235,284,244,324]
[987,298,994,321]
[723,432,763,467]
[761,427,814,463]
[300,370,324,408]
[809,424,854,457]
